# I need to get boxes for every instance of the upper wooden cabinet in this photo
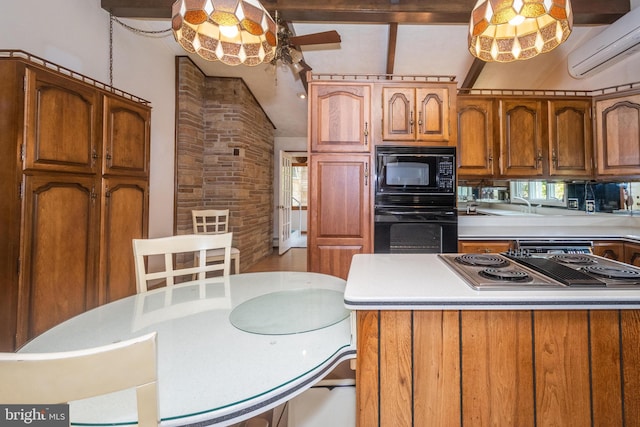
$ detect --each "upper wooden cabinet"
[457,96,595,181]
[309,83,372,152]
[547,99,594,178]
[382,85,452,143]
[102,96,150,177]
[23,67,101,175]
[594,93,640,177]
[457,97,496,177]
[498,99,544,178]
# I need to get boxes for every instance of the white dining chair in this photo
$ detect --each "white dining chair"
[132,233,232,293]
[0,332,159,427]
[192,209,241,274]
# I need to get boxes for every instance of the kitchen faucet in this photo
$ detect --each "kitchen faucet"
[512,196,532,213]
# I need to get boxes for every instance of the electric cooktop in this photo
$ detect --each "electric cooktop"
[439,252,640,290]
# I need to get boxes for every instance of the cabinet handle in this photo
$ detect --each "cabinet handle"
[364,163,369,186]
[536,151,543,168]
[488,154,493,165]
[409,111,414,126]
[106,153,112,160]
[552,149,557,166]
[363,122,369,146]
[418,111,423,133]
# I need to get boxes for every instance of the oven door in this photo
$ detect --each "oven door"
[374,208,458,254]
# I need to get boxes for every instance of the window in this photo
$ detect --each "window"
[291,165,307,209]
[510,181,566,207]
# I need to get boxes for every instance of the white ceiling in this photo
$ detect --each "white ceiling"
[140,5,640,139]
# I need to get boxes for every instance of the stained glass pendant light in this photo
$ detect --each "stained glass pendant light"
[172,0,277,66]
[469,0,573,62]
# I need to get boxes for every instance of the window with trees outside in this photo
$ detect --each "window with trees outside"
[510,181,566,207]
[291,164,307,210]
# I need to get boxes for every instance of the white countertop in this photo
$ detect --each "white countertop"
[458,215,640,241]
[344,254,640,310]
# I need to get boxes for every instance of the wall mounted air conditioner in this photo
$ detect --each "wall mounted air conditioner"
[568,7,640,79]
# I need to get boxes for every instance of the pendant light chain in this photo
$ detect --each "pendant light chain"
[109,13,114,87]
[111,16,172,37]
[108,13,171,87]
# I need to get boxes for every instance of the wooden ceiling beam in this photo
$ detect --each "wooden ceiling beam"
[386,23,398,76]
[460,58,487,94]
[101,0,631,25]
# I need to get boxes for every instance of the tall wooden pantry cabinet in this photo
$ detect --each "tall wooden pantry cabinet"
[307,82,373,280]
[0,52,150,351]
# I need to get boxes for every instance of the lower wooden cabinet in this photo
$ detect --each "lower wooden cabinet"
[624,242,640,267]
[458,240,512,253]
[593,241,625,261]
[593,241,640,266]
[308,154,371,280]
[356,309,640,427]
[99,177,149,303]
[16,174,100,345]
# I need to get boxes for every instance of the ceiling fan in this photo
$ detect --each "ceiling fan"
[271,12,341,76]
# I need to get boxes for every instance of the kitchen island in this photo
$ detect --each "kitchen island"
[345,254,640,426]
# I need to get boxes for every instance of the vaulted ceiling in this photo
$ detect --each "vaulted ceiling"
[101,0,635,137]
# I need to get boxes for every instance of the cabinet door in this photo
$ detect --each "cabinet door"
[458,241,512,253]
[624,242,640,267]
[499,100,544,177]
[416,87,450,142]
[593,241,624,261]
[17,174,99,346]
[382,87,414,141]
[310,84,371,152]
[457,98,495,177]
[99,177,149,303]
[595,94,640,177]
[23,67,100,174]
[308,154,371,279]
[103,96,151,177]
[548,100,593,177]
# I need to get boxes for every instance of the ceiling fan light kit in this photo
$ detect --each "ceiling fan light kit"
[468,0,573,62]
[171,0,277,66]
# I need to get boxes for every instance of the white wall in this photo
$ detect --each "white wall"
[0,0,176,238]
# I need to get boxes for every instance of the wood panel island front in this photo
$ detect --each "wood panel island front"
[344,254,640,427]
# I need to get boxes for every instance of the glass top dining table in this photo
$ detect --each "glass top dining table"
[19,271,355,426]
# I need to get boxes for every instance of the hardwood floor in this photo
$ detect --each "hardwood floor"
[245,248,307,273]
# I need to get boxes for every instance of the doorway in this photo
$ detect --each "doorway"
[278,151,308,254]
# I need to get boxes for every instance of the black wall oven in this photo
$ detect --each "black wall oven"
[374,146,458,254]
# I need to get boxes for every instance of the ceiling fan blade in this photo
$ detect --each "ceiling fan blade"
[289,30,341,46]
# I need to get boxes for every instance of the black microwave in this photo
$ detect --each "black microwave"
[375,146,456,202]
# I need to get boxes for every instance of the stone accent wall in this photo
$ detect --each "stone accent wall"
[175,57,275,270]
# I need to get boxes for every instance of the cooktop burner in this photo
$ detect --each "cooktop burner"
[479,268,532,282]
[455,254,509,268]
[582,265,640,280]
[439,253,563,290]
[551,254,597,265]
